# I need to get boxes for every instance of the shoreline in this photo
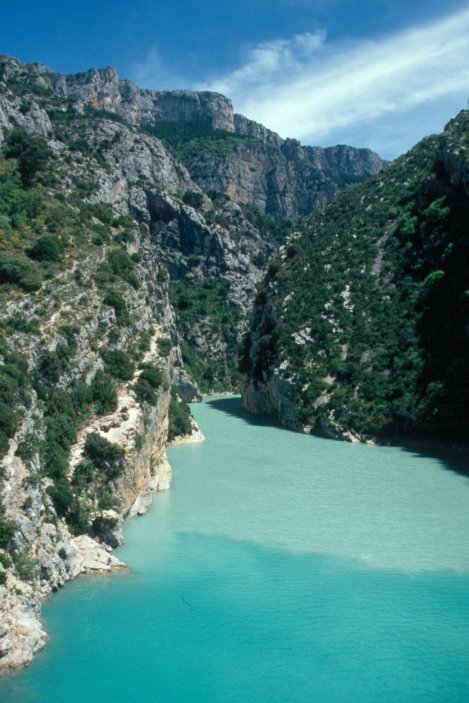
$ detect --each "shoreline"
[0,423,204,678]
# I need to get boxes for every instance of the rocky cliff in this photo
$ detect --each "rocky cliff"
[184,114,385,222]
[0,55,385,223]
[240,111,469,443]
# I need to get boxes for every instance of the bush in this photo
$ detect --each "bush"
[83,432,124,480]
[182,191,204,209]
[48,477,73,516]
[0,401,17,454]
[158,338,172,357]
[134,364,164,405]
[73,457,94,486]
[67,497,90,536]
[14,550,40,581]
[3,128,52,187]
[28,235,63,262]
[101,349,135,381]
[90,370,118,415]
[103,289,129,326]
[0,255,42,291]
[39,344,71,382]
[0,514,16,548]
[167,386,193,441]
[107,248,136,282]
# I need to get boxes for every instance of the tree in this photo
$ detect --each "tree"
[3,128,52,187]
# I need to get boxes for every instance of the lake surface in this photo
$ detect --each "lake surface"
[1,396,469,702]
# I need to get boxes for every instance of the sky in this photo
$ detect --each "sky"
[1,1,468,159]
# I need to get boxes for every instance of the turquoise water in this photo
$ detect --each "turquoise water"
[1,396,469,702]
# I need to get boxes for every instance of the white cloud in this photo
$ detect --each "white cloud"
[129,47,185,90]
[197,9,469,157]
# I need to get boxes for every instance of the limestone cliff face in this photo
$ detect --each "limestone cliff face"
[183,115,386,222]
[0,55,385,225]
[0,210,182,673]
[0,55,235,132]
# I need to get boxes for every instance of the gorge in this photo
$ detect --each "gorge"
[0,54,467,681]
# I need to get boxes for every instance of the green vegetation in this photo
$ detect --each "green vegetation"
[90,370,118,415]
[169,278,241,392]
[82,432,125,481]
[0,353,29,453]
[28,235,63,262]
[13,550,40,581]
[240,203,292,246]
[144,120,264,161]
[0,255,42,291]
[103,289,130,326]
[101,348,135,380]
[0,509,16,549]
[167,386,193,440]
[241,112,469,441]
[134,363,164,405]
[3,128,52,187]
[182,191,204,209]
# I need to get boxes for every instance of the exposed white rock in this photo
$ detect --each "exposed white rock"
[73,536,125,573]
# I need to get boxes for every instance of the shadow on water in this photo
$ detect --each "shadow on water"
[204,395,285,431]
[203,396,469,479]
[398,443,469,479]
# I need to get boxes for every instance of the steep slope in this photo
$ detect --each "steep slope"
[240,111,469,443]
[0,128,199,672]
[0,55,276,393]
[0,55,385,392]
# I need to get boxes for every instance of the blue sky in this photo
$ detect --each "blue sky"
[1,1,468,158]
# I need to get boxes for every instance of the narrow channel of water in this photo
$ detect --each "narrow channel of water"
[1,396,469,702]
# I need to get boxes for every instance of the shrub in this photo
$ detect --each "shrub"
[103,289,129,326]
[73,457,94,486]
[48,478,73,516]
[90,370,118,415]
[83,432,124,480]
[101,348,135,381]
[28,235,63,262]
[14,550,40,581]
[158,338,172,357]
[134,364,163,405]
[0,514,16,548]
[182,191,204,209]
[167,386,192,441]
[0,255,42,291]
[3,128,52,187]
[67,498,90,536]
[0,569,6,585]
[107,248,135,281]
[39,344,71,383]
[21,496,33,511]
[0,401,17,454]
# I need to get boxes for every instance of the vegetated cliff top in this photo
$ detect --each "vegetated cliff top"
[240,110,469,444]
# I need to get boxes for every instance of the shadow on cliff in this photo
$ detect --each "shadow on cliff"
[204,396,286,431]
